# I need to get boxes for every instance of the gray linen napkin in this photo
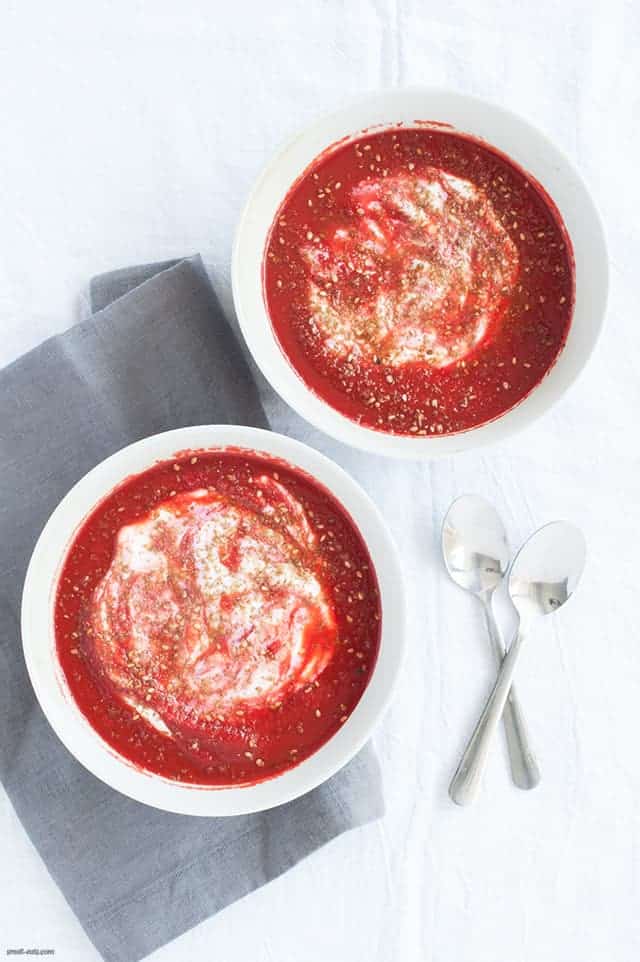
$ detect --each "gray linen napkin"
[0,256,383,962]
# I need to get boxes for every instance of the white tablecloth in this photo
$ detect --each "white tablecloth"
[2,2,638,960]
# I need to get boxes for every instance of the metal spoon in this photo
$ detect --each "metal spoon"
[449,521,586,806]
[442,495,540,791]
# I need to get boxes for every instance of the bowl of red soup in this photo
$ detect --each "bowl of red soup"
[21,425,405,815]
[233,89,608,457]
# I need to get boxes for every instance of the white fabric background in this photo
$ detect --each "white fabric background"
[1,2,638,960]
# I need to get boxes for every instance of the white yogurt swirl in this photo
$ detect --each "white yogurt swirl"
[90,478,337,731]
[304,169,519,368]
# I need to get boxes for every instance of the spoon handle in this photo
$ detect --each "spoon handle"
[449,626,527,805]
[483,601,540,791]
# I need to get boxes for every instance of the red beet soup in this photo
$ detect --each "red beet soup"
[263,126,575,436]
[55,449,381,786]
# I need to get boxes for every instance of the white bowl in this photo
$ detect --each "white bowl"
[21,425,405,816]
[232,88,608,458]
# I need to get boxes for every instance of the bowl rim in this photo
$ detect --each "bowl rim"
[232,86,609,459]
[21,425,406,816]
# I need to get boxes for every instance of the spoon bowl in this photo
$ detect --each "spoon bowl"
[509,521,587,621]
[442,494,510,598]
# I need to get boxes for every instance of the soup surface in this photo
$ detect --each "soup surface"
[264,126,575,435]
[55,449,381,785]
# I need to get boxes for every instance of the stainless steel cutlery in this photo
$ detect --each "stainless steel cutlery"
[442,496,585,805]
